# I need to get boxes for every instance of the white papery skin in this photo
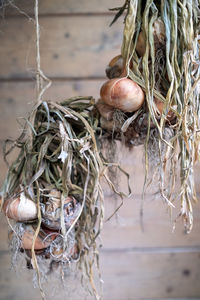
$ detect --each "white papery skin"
[4,193,37,221]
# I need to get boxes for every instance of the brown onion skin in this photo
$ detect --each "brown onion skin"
[135,32,146,57]
[105,54,133,79]
[109,55,122,68]
[100,117,114,131]
[100,78,145,113]
[96,99,114,121]
[42,196,80,230]
[136,18,165,57]
[21,226,57,250]
[154,98,176,121]
[106,55,124,79]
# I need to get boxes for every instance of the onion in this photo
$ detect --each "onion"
[96,99,114,121]
[106,55,124,79]
[100,78,145,112]
[2,193,37,222]
[25,248,48,259]
[21,225,56,250]
[153,18,165,44]
[154,98,176,121]
[135,32,146,57]
[100,117,114,131]
[42,194,80,230]
[136,18,165,57]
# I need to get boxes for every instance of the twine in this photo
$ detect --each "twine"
[28,2,52,300]
[34,0,51,104]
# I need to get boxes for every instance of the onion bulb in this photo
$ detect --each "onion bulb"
[106,55,124,79]
[21,225,56,250]
[154,98,176,121]
[100,117,114,131]
[96,99,114,121]
[2,193,37,222]
[42,194,81,230]
[100,78,144,113]
[135,32,146,57]
[136,18,165,57]
[153,18,165,44]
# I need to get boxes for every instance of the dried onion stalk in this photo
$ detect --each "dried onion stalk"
[109,0,200,232]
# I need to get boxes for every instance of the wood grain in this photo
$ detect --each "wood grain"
[101,250,200,300]
[2,0,123,15]
[0,5,200,298]
[0,246,200,300]
[0,16,123,79]
[0,80,104,139]
[102,193,200,248]
[1,81,200,193]
[1,80,200,193]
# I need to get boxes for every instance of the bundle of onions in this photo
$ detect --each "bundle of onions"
[9,225,57,251]
[100,78,145,113]
[21,225,57,250]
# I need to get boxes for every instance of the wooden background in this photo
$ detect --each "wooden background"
[0,1,200,299]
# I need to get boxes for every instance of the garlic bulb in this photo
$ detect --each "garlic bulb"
[100,78,144,112]
[96,99,114,121]
[2,193,37,222]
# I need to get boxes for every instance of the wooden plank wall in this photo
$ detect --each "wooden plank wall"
[0,1,200,300]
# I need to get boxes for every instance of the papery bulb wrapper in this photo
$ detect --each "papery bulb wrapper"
[100,78,144,113]
[96,99,114,121]
[42,195,81,230]
[154,98,176,121]
[136,18,165,57]
[106,55,124,79]
[20,225,57,250]
[2,194,37,222]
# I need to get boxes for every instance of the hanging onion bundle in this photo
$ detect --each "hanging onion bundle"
[96,0,200,232]
[0,1,199,299]
[1,97,130,299]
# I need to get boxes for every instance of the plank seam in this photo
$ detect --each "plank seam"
[145,299,200,300]
[100,246,200,254]
[3,12,118,18]
[0,76,106,82]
